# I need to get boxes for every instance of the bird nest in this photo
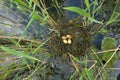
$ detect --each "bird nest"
[49,22,91,57]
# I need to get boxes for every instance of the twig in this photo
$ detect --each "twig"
[0,56,21,64]
[106,68,120,70]
[87,60,97,70]
[91,48,120,54]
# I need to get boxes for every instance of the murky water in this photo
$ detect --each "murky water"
[0,3,24,36]
[0,1,49,39]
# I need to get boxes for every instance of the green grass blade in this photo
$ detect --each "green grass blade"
[84,68,93,80]
[29,0,33,8]
[63,6,90,17]
[1,46,41,62]
[70,71,77,80]
[18,12,38,43]
[106,0,119,25]
[79,68,93,80]
[32,37,51,54]
[85,0,90,12]
[11,0,29,8]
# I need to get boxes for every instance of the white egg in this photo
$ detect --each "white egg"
[66,34,72,39]
[68,39,72,44]
[62,36,67,40]
[63,39,68,44]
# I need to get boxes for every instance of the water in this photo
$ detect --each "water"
[0,2,49,39]
[0,3,24,36]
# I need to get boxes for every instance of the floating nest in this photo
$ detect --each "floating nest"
[49,21,91,57]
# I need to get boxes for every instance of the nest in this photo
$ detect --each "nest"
[49,23,91,57]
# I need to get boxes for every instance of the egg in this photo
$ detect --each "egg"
[67,39,72,44]
[62,36,67,40]
[63,39,68,44]
[66,34,72,39]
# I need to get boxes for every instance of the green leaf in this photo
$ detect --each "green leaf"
[1,46,41,62]
[101,37,117,67]
[101,37,116,50]
[63,6,103,24]
[63,6,90,17]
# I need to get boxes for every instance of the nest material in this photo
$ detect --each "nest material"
[49,23,91,57]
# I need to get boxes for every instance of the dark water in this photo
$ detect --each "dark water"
[0,0,50,40]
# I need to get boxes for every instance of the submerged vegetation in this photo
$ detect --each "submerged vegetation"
[0,0,120,80]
